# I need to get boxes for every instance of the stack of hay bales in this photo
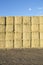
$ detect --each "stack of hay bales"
[6,17,13,48]
[0,16,43,49]
[32,16,39,48]
[0,17,5,48]
[14,16,23,48]
[23,16,30,48]
[40,16,43,48]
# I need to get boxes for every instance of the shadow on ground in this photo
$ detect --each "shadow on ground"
[0,48,43,65]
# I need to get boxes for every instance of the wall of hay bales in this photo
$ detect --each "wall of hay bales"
[0,16,43,49]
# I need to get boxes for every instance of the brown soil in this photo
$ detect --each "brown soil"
[0,48,43,65]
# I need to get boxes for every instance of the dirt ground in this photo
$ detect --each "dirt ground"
[0,48,43,65]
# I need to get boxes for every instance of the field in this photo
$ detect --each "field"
[0,48,43,65]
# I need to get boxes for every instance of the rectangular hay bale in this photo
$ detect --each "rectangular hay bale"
[0,17,5,24]
[40,16,43,24]
[0,25,5,32]
[23,40,30,48]
[40,40,43,48]
[32,39,39,48]
[40,32,43,39]
[6,40,13,48]
[15,16,22,24]
[32,24,39,32]
[6,32,13,40]
[15,24,23,32]
[0,41,5,48]
[23,24,30,32]
[0,33,5,40]
[15,32,22,40]
[32,16,39,24]
[23,32,30,40]
[14,40,22,48]
[6,16,13,24]
[40,24,43,32]
[23,16,30,24]
[6,25,13,32]
[32,32,39,39]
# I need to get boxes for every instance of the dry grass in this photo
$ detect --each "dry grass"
[0,48,43,65]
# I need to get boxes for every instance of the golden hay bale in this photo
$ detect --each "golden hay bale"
[0,17,5,24]
[0,33,5,40]
[0,25,5,32]
[0,41,5,48]
[40,24,43,32]
[32,40,39,48]
[23,40,30,48]
[40,32,43,39]
[32,24,39,32]
[14,40,22,48]
[15,24,23,32]
[6,16,13,24]
[15,16,22,24]
[23,16,30,24]
[23,32,30,40]
[40,40,43,48]
[15,32,22,40]
[6,40,13,48]
[6,25,13,32]
[23,24,30,32]
[32,32,39,39]
[6,32,13,40]
[32,16,39,24]
[40,16,43,24]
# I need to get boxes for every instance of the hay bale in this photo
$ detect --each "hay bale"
[23,24,30,32]
[40,40,43,48]
[0,41,5,48]
[0,33,5,40]
[14,40,22,48]
[23,16,30,24]
[40,33,43,39]
[32,40,39,48]
[23,40,30,48]
[32,16,39,24]
[15,24,23,32]
[6,40,13,48]
[32,24,39,32]
[6,16,13,24]
[40,24,43,32]
[6,25,13,32]
[6,32,13,40]
[23,33,30,40]
[0,17,5,24]
[0,25,5,32]
[40,16,43,24]
[32,32,39,39]
[15,16,22,24]
[15,32,22,40]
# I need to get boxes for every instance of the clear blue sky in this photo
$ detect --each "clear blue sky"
[0,0,43,16]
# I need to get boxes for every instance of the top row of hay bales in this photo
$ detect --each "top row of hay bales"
[0,16,43,24]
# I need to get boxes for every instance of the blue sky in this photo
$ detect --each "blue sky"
[0,0,43,16]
